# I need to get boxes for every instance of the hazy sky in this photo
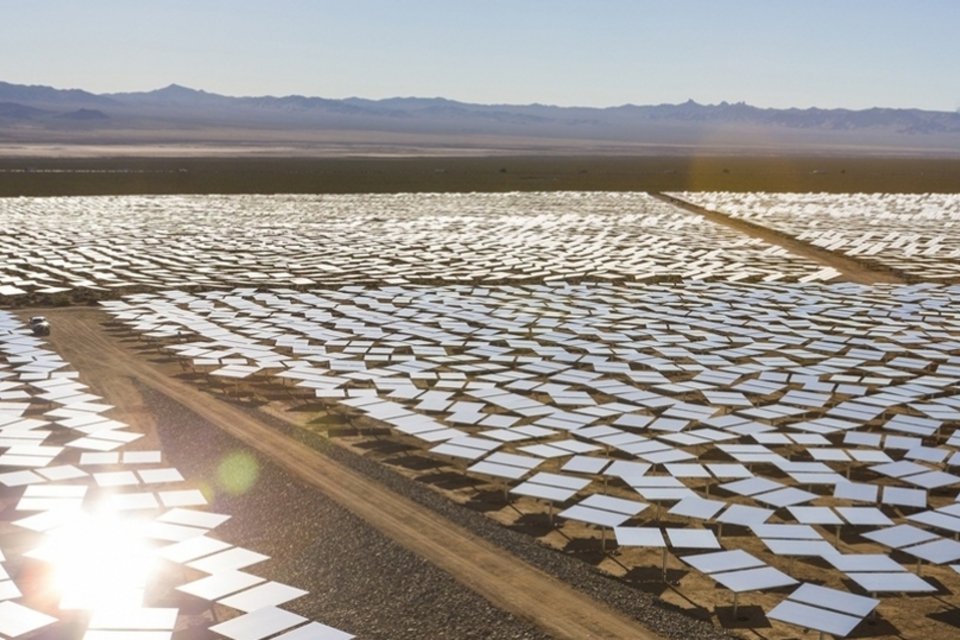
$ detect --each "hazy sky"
[5,1,959,110]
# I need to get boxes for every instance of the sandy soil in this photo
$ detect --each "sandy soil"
[15,291,960,640]
[33,306,666,640]
[654,193,909,285]
[28,304,960,640]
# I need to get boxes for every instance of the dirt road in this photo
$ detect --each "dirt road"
[654,193,909,285]
[35,307,667,640]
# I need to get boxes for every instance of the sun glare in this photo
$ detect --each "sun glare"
[34,510,156,612]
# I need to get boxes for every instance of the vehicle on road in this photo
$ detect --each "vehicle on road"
[29,316,51,336]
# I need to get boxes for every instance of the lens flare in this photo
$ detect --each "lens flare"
[217,451,259,496]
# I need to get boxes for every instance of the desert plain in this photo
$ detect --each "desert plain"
[1,152,960,640]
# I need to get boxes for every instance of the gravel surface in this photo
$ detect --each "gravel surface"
[142,384,552,640]
[144,382,733,640]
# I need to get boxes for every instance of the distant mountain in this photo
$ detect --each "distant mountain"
[1,81,959,154]
[0,102,51,120]
[59,108,109,121]
[0,81,114,107]
[106,84,237,108]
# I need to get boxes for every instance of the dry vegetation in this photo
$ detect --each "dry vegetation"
[2,155,960,197]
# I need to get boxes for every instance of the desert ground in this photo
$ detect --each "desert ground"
[1,154,960,197]
[2,162,960,640]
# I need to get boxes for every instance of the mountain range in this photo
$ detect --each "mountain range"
[2,81,959,155]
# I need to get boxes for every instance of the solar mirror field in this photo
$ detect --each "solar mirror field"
[5,191,960,640]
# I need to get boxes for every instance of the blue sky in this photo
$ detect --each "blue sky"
[4,1,959,110]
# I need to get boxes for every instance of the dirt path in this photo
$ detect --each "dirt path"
[33,307,666,640]
[653,193,909,285]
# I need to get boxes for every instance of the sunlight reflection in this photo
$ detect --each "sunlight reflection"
[32,509,156,613]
